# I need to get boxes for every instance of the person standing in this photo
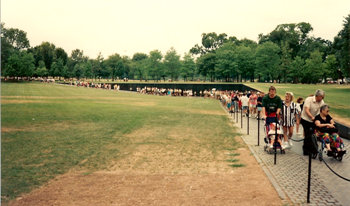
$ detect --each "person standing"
[234,92,240,113]
[262,86,283,149]
[249,91,258,118]
[295,97,304,135]
[300,89,325,155]
[262,86,282,123]
[240,93,249,117]
[281,92,299,148]
[256,92,264,119]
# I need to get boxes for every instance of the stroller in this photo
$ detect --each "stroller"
[314,132,346,161]
[264,121,286,154]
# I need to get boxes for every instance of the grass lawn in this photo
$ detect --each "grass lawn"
[245,83,350,121]
[1,82,240,201]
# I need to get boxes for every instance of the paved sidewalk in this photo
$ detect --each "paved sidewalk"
[227,110,350,206]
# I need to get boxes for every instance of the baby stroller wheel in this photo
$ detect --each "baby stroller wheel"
[337,155,343,161]
[318,150,323,161]
[335,150,346,161]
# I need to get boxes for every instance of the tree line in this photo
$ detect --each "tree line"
[1,14,349,83]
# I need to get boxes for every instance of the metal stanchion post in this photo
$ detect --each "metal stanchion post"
[233,103,235,120]
[247,111,249,135]
[258,111,260,146]
[241,107,243,128]
[307,153,312,203]
[274,114,278,165]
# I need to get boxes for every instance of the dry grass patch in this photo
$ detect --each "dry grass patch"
[1,100,53,104]
[2,122,100,134]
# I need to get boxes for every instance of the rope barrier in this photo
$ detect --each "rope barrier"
[290,138,305,142]
[321,157,350,182]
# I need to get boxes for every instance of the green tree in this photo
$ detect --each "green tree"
[235,45,256,82]
[34,60,48,77]
[50,61,58,77]
[237,38,258,49]
[288,56,304,83]
[280,41,292,82]
[303,50,324,83]
[324,54,338,81]
[255,42,281,82]
[34,68,48,77]
[181,53,196,81]
[67,49,88,78]
[32,42,56,71]
[131,53,148,81]
[215,42,237,82]
[121,56,131,79]
[164,48,181,81]
[83,61,93,79]
[54,47,68,65]
[4,51,35,77]
[91,53,104,80]
[1,25,30,50]
[1,23,30,71]
[190,32,228,55]
[50,59,65,78]
[298,37,332,60]
[73,63,84,80]
[333,14,350,77]
[258,22,313,58]
[197,52,216,82]
[147,50,163,81]
[105,53,124,81]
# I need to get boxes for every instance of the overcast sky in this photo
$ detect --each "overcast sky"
[2,0,350,58]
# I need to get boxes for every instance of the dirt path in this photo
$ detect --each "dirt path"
[7,131,284,206]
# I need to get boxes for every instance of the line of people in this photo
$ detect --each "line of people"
[137,87,194,96]
[261,86,345,156]
[221,86,346,157]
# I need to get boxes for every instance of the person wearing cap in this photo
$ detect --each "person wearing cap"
[281,92,299,148]
[300,89,325,155]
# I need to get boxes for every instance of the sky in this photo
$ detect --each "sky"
[2,0,350,59]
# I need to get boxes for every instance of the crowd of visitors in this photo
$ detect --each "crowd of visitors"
[60,80,345,157]
[68,81,117,90]
[219,86,346,157]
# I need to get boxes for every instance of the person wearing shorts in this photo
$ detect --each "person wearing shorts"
[256,92,263,119]
[240,93,249,117]
[281,92,299,148]
[249,91,258,117]
[262,86,283,149]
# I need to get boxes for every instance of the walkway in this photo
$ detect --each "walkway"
[227,110,350,206]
